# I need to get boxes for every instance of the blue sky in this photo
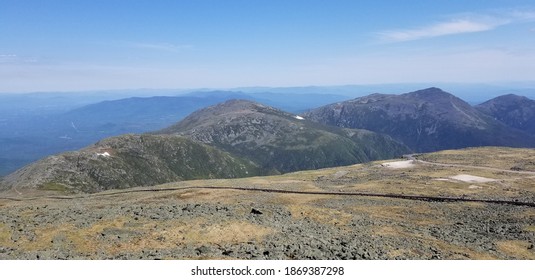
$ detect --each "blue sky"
[1,0,535,92]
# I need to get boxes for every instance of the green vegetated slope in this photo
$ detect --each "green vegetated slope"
[2,134,259,193]
[159,99,409,174]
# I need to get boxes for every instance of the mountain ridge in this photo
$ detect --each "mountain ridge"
[1,134,259,193]
[304,87,535,152]
[476,94,535,136]
[159,99,410,174]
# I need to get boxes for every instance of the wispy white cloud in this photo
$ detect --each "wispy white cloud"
[0,54,41,65]
[0,54,18,63]
[377,18,505,42]
[127,42,193,52]
[377,10,535,43]
[509,10,535,21]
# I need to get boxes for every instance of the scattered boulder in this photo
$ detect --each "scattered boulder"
[251,208,263,215]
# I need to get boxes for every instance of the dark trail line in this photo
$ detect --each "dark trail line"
[2,185,534,207]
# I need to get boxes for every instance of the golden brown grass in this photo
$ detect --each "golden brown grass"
[351,199,449,226]
[107,218,273,255]
[496,240,535,259]
[0,223,11,245]
[430,239,497,260]
[5,214,274,257]
[524,226,535,232]
[287,203,353,227]
[372,223,497,259]
[418,147,535,171]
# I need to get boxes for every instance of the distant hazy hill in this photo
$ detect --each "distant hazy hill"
[185,91,349,113]
[160,99,409,174]
[305,88,535,152]
[0,95,233,176]
[476,94,535,136]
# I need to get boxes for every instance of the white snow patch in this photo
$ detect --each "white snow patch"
[450,174,496,183]
[468,185,483,189]
[294,115,305,120]
[381,160,415,169]
[97,152,111,157]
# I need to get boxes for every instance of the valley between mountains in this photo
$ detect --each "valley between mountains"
[0,88,534,259]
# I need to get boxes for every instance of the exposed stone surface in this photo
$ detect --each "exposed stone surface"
[0,194,533,260]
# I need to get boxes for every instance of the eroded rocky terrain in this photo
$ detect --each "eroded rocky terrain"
[1,147,534,259]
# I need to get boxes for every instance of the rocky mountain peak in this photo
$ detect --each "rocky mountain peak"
[480,94,530,106]
[159,99,294,136]
[403,87,456,101]
[476,94,535,135]
[196,99,274,115]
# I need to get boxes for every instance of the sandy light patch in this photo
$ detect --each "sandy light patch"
[332,170,349,179]
[450,174,496,183]
[434,178,455,182]
[381,160,415,169]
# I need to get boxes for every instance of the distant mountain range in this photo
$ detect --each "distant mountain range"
[305,88,535,152]
[2,100,407,193]
[2,87,535,194]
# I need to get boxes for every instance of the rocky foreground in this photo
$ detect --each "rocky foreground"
[1,147,534,259]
